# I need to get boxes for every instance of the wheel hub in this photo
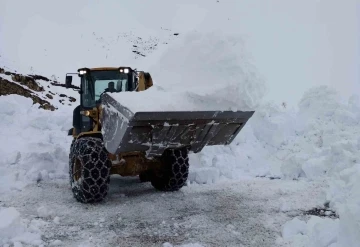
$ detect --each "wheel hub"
[73,158,82,182]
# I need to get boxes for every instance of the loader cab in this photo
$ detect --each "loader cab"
[67,67,138,136]
[77,67,137,108]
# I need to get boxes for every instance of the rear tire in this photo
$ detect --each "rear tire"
[150,148,189,191]
[69,137,111,203]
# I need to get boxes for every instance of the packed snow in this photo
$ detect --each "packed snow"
[110,32,265,113]
[1,0,359,246]
[0,207,43,246]
[0,95,73,193]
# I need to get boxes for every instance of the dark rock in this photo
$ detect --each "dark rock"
[0,78,55,111]
[50,82,80,90]
[59,94,67,97]
[69,96,76,102]
[11,74,44,92]
[303,207,338,218]
[46,94,53,99]
[29,74,50,81]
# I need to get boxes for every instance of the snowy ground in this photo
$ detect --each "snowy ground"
[1,176,328,247]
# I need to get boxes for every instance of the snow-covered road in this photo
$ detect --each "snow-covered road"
[1,177,327,247]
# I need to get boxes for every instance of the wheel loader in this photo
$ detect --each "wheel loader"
[66,67,254,203]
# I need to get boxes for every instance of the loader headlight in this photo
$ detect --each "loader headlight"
[79,70,87,75]
[119,68,130,73]
[80,110,90,116]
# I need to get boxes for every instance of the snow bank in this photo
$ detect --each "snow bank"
[278,216,339,247]
[182,85,359,246]
[0,95,73,192]
[243,87,359,247]
[327,164,360,247]
[111,32,266,112]
[189,86,360,180]
[0,207,43,246]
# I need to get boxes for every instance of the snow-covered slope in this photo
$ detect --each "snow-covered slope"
[1,1,359,246]
[0,66,80,110]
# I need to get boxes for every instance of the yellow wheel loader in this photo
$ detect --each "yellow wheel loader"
[66,67,254,203]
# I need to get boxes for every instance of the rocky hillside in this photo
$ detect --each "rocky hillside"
[0,67,79,111]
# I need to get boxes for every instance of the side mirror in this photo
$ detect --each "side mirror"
[65,75,73,88]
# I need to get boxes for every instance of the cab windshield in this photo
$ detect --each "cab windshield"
[81,70,135,108]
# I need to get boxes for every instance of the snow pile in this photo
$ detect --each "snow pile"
[186,101,294,182]
[111,32,266,112]
[278,216,339,247]
[188,86,360,180]
[246,87,360,247]
[182,85,359,246]
[0,207,44,246]
[280,87,359,179]
[326,164,360,247]
[0,95,73,192]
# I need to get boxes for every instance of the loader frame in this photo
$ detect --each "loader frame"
[66,67,156,177]
[66,66,255,203]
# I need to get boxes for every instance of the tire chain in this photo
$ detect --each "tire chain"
[69,137,111,203]
[151,148,189,191]
[68,139,75,186]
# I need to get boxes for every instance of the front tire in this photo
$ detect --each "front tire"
[150,148,189,191]
[69,137,111,203]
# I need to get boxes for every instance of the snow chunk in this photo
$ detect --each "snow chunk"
[328,164,360,247]
[306,216,339,247]
[281,216,339,247]
[13,242,23,247]
[37,205,54,218]
[53,216,60,224]
[281,217,307,239]
[0,207,23,239]
[0,207,43,246]
[49,239,63,246]
[188,167,220,184]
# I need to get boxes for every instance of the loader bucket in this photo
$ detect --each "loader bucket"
[101,94,254,158]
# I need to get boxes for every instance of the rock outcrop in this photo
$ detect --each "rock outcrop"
[0,67,78,110]
[0,77,55,110]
